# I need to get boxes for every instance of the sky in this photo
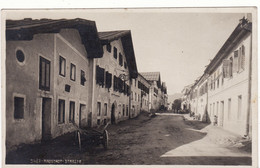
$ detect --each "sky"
[5,9,246,95]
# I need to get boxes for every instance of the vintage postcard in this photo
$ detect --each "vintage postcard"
[1,8,258,167]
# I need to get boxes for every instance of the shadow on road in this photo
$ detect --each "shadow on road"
[160,156,252,165]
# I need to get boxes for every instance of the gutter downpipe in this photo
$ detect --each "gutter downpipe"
[129,78,132,119]
[245,33,252,138]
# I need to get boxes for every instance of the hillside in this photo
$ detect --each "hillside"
[168,93,183,103]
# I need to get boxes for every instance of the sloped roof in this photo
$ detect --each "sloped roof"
[140,72,160,81]
[98,30,130,44]
[140,72,161,88]
[204,18,252,74]
[98,30,138,78]
[6,18,103,58]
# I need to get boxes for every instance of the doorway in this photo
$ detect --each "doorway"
[42,98,52,141]
[111,103,116,124]
[219,101,224,127]
[79,104,87,128]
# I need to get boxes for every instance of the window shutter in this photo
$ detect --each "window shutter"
[241,45,245,70]
[238,48,241,71]
[222,59,230,78]
[234,50,239,72]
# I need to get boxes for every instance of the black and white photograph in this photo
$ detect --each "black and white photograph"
[1,7,258,167]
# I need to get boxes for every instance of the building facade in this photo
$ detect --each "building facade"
[183,17,253,137]
[137,73,151,112]
[93,30,138,125]
[5,19,140,152]
[6,19,104,151]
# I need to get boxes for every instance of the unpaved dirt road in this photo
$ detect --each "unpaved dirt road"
[82,112,251,165]
[6,112,251,165]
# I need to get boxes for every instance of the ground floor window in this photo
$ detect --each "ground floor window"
[123,104,125,116]
[14,96,24,119]
[237,95,242,119]
[97,102,101,116]
[58,99,65,124]
[69,101,75,123]
[104,103,107,116]
[228,98,232,120]
[126,105,129,116]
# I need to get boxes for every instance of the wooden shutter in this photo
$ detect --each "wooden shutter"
[241,45,245,70]
[233,50,239,72]
[222,59,230,78]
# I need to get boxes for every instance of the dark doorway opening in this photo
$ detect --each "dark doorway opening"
[111,103,116,124]
[42,98,52,141]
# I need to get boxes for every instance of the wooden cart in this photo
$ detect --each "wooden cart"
[73,123,109,151]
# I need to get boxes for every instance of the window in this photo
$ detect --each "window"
[58,99,65,124]
[106,43,111,53]
[228,98,231,120]
[209,104,212,116]
[59,56,66,77]
[70,63,76,81]
[81,70,86,86]
[96,66,105,87]
[104,103,107,116]
[14,97,24,119]
[241,45,245,70]
[238,95,242,119]
[113,47,117,59]
[234,50,239,72]
[123,104,125,116]
[223,59,230,78]
[105,71,112,88]
[16,50,25,63]
[124,62,127,69]
[229,57,233,78]
[126,105,129,116]
[119,53,123,66]
[213,103,215,116]
[238,45,245,71]
[39,56,51,91]
[97,119,101,125]
[69,101,75,123]
[135,93,137,101]
[131,91,133,100]
[97,102,101,116]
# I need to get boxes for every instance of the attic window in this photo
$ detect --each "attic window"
[16,50,25,63]
[106,43,111,53]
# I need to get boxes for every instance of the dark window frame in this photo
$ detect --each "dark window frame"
[97,102,101,116]
[58,99,65,124]
[119,53,123,66]
[80,70,86,86]
[39,56,51,91]
[70,63,76,81]
[113,47,117,59]
[59,56,66,77]
[106,43,112,53]
[14,96,24,119]
[69,101,75,123]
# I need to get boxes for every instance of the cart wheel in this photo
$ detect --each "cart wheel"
[102,130,108,150]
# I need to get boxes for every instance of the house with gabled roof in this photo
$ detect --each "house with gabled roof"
[5,18,104,151]
[92,30,138,124]
[140,72,167,111]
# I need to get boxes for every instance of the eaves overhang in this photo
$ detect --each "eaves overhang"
[6,18,104,59]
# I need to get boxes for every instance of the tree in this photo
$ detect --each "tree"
[172,99,182,113]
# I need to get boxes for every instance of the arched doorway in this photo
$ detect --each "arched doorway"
[111,103,116,124]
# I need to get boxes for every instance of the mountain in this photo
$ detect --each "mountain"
[168,93,183,103]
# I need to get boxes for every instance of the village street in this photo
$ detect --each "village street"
[6,111,251,165]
